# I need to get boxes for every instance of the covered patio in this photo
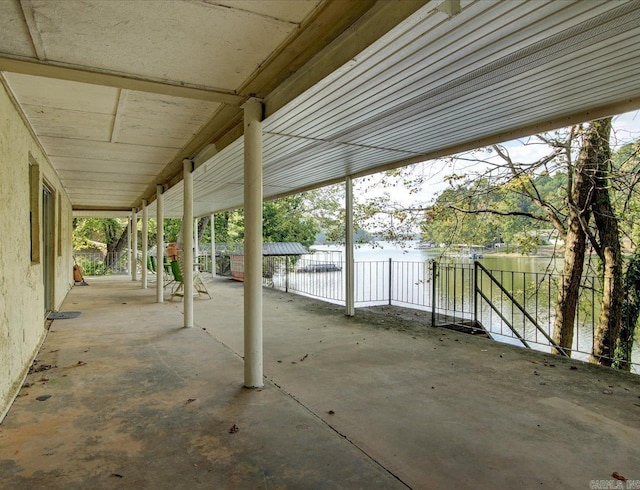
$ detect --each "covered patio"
[1,276,639,488]
[2,1,640,485]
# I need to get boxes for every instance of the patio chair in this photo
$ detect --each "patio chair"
[162,258,178,291]
[169,260,184,299]
[170,252,212,300]
[147,256,157,278]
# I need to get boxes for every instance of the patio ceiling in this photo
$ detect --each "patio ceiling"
[2,0,640,218]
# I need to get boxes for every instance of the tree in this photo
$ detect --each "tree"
[353,116,639,368]
[587,119,623,365]
[445,120,624,362]
[217,195,322,248]
[73,217,129,269]
[548,122,605,356]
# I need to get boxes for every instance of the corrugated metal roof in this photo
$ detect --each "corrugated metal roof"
[217,242,307,256]
[149,0,640,218]
[263,243,308,256]
[2,1,640,217]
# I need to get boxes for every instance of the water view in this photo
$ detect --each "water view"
[267,241,638,373]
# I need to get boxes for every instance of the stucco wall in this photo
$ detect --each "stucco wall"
[0,80,73,422]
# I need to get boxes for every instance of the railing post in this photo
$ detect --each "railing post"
[285,257,289,293]
[431,260,437,327]
[388,258,392,306]
[474,260,479,326]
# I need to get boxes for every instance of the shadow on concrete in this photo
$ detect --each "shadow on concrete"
[1,275,639,488]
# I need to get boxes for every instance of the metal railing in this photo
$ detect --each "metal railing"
[79,246,636,371]
[264,256,345,303]
[473,262,567,356]
[253,255,637,371]
[74,251,129,275]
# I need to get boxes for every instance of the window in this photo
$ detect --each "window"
[57,191,62,257]
[29,157,40,264]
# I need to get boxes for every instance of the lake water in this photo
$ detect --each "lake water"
[308,241,564,277]
[280,241,637,371]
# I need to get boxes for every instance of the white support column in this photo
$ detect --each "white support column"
[131,208,138,281]
[156,185,164,303]
[127,218,132,275]
[210,213,216,278]
[243,98,264,388]
[183,159,194,328]
[194,218,199,266]
[141,199,148,289]
[345,176,355,317]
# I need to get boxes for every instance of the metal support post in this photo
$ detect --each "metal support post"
[131,208,138,281]
[345,176,355,317]
[473,260,479,326]
[194,218,199,267]
[211,213,216,278]
[183,159,194,327]
[388,258,392,306]
[285,258,289,293]
[127,218,132,275]
[141,199,148,289]
[243,98,264,388]
[431,260,437,327]
[156,185,164,303]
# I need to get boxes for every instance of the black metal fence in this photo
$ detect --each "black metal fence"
[255,256,638,372]
[75,246,638,371]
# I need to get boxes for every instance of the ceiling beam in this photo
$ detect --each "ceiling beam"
[110,89,125,143]
[348,97,640,180]
[134,0,430,210]
[72,208,133,217]
[19,0,47,61]
[264,0,430,118]
[0,56,245,105]
[178,98,640,216]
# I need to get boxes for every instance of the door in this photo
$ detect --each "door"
[42,185,55,313]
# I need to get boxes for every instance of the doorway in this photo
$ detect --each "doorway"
[42,185,55,313]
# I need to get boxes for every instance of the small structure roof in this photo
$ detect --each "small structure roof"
[219,242,307,256]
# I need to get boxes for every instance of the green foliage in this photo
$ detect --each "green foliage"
[611,141,640,245]
[72,218,127,250]
[164,219,183,243]
[222,195,321,248]
[418,174,565,251]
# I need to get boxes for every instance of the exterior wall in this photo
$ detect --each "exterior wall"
[0,80,73,422]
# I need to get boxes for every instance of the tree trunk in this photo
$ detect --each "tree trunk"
[553,218,588,355]
[589,118,622,366]
[198,216,210,241]
[105,225,129,269]
[104,220,128,269]
[615,251,640,370]
[552,123,601,355]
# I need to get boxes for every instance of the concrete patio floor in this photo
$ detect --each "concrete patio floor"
[1,275,639,489]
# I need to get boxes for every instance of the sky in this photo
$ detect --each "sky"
[356,110,640,208]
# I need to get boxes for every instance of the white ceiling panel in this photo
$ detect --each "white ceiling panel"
[115,118,200,149]
[21,105,114,141]
[63,180,147,191]
[174,0,640,216]
[213,0,322,23]
[0,1,36,58]
[70,191,142,200]
[3,0,640,217]
[52,157,165,176]
[40,137,176,163]
[4,73,119,113]
[22,0,320,90]
[57,170,154,185]
[121,91,220,125]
